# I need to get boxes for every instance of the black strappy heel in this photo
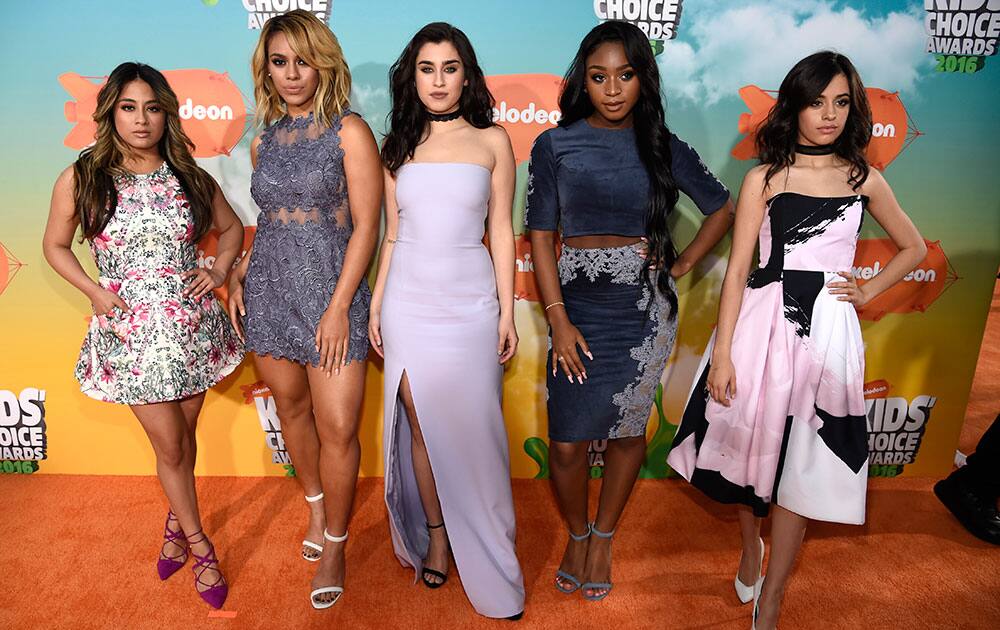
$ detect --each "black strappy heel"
[421,521,449,589]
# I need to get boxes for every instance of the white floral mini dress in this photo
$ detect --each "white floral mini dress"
[75,162,244,404]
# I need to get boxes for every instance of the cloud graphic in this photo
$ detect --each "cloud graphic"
[658,2,929,104]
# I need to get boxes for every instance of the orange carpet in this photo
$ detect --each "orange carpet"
[1,475,998,629]
[3,280,997,629]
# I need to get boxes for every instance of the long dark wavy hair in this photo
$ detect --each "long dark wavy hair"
[756,51,872,191]
[74,62,215,242]
[381,22,495,173]
[558,21,679,314]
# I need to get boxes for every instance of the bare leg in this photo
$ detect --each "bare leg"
[306,361,366,604]
[737,506,763,588]
[755,505,807,629]
[396,371,450,584]
[548,439,590,591]
[157,393,206,562]
[254,355,326,557]
[584,435,645,598]
[132,399,219,592]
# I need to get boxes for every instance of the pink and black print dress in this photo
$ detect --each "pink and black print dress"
[668,192,869,525]
[75,162,244,405]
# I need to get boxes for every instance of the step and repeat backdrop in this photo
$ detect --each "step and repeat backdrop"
[1,1,998,479]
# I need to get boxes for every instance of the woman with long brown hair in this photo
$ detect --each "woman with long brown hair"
[226,9,381,609]
[370,22,524,620]
[42,62,245,609]
[668,52,926,629]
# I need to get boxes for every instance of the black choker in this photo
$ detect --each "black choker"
[795,143,835,156]
[426,109,462,122]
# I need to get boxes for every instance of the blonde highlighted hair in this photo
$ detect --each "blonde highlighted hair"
[251,10,351,128]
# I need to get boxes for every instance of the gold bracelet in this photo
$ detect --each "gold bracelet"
[544,301,565,311]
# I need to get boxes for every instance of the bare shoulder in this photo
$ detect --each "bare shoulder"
[53,164,76,193]
[339,113,375,142]
[480,125,513,164]
[742,164,769,196]
[859,167,888,196]
[478,124,511,148]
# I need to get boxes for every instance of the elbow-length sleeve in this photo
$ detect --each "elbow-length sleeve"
[525,131,560,231]
[670,134,730,215]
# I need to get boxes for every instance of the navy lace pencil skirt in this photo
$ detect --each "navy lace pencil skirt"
[546,245,676,443]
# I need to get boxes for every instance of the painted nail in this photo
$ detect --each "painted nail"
[585,351,594,360]
[566,374,573,383]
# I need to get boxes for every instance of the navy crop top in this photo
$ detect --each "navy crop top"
[525,118,730,236]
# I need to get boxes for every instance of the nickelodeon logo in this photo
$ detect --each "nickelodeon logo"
[180,98,235,121]
[732,85,922,170]
[492,101,562,126]
[852,238,958,321]
[485,74,563,163]
[514,234,563,303]
[59,69,248,158]
[852,261,938,283]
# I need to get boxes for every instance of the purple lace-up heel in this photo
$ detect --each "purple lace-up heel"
[187,530,228,609]
[156,510,188,580]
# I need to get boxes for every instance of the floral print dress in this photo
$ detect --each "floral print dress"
[75,162,244,404]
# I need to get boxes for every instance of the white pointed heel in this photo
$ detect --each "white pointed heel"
[302,492,325,562]
[310,529,348,610]
[735,536,764,604]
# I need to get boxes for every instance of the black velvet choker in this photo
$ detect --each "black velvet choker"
[426,109,462,122]
[795,143,835,156]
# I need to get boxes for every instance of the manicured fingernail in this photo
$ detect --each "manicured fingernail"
[585,352,594,360]
[566,374,573,383]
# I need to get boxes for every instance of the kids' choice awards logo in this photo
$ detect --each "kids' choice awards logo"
[241,0,332,29]
[0,388,47,474]
[864,380,937,477]
[925,0,1000,73]
[732,85,922,171]
[241,381,295,475]
[594,0,684,53]
[60,70,249,158]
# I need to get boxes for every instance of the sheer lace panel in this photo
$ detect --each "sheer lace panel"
[273,119,327,145]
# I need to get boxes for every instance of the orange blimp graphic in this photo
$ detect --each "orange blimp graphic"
[852,239,957,321]
[197,226,257,304]
[60,69,249,158]
[0,241,25,297]
[514,234,564,303]
[731,86,921,170]
[486,74,563,164]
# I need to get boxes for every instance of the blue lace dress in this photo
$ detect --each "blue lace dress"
[244,111,371,366]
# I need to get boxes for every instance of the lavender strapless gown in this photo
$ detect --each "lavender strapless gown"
[381,162,525,618]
